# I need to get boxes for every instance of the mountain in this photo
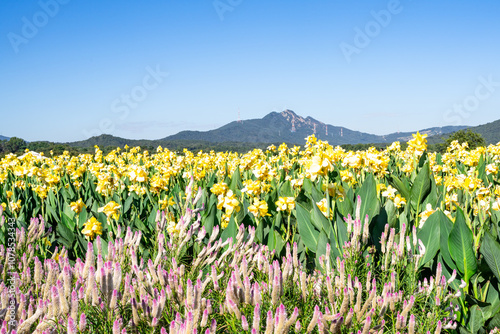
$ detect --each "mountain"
[0,135,9,141]
[469,119,500,144]
[426,118,500,146]
[163,110,467,145]
[65,134,279,153]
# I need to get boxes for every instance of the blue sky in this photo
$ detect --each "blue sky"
[1,0,499,142]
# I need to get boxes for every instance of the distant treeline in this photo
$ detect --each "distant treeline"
[0,130,486,158]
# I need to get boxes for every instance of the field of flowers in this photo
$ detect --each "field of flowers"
[1,133,500,333]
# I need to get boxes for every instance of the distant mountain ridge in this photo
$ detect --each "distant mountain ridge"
[162,110,467,145]
[0,135,9,141]
[428,118,500,145]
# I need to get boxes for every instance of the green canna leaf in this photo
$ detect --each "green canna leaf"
[468,305,484,334]
[410,162,431,212]
[449,208,477,283]
[417,210,441,268]
[480,231,500,281]
[355,173,380,225]
[296,202,319,253]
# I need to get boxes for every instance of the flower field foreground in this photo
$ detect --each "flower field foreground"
[0,133,500,332]
[1,196,459,333]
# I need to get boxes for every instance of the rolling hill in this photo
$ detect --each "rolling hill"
[163,110,467,145]
[8,109,499,153]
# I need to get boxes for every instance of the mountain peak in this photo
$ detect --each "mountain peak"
[280,109,307,124]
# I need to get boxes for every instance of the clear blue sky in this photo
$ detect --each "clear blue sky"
[1,0,499,142]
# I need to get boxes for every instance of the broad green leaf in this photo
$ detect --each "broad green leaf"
[356,173,380,223]
[57,223,75,248]
[417,210,441,267]
[268,228,285,255]
[384,200,397,228]
[480,231,500,281]
[303,178,324,203]
[336,196,353,218]
[201,200,217,235]
[123,195,134,214]
[388,175,410,201]
[418,151,428,168]
[315,230,329,269]
[311,201,333,237]
[488,313,500,330]
[438,254,461,291]
[410,162,431,211]
[63,202,76,220]
[482,282,500,320]
[423,171,439,208]
[335,212,348,254]
[229,167,242,192]
[61,213,75,231]
[279,181,294,197]
[439,211,455,269]
[468,305,484,334]
[449,208,477,282]
[296,202,319,253]
[220,215,237,243]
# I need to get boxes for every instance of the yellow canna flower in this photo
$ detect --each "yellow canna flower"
[248,198,270,219]
[217,190,240,216]
[98,201,121,220]
[492,198,500,211]
[381,185,397,200]
[393,194,406,208]
[159,196,176,210]
[82,217,103,240]
[419,204,436,228]
[9,199,22,213]
[166,220,181,236]
[407,132,428,156]
[486,164,498,175]
[42,237,52,247]
[70,198,86,214]
[276,197,295,214]
[210,182,228,196]
[316,198,333,219]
